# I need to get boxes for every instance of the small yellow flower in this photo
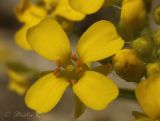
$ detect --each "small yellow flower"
[15,0,85,51]
[136,75,160,119]
[120,0,147,30]
[25,18,124,114]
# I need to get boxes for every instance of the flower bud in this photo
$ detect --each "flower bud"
[146,62,160,77]
[120,0,147,31]
[153,5,160,25]
[7,69,30,95]
[136,75,160,119]
[153,29,160,46]
[132,37,154,57]
[112,49,145,82]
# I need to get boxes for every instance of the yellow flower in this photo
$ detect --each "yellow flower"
[25,18,124,114]
[120,0,146,30]
[113,49,145,82]
[136,75,160,119]
[69,0,105,14]
[15,0,85,51]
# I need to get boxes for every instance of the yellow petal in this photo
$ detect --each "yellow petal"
[15,24,34,50]
[69,0,105,14]
[73,71,119,110]
[77,20,124,63]
[25,73,69,114]
[52,0,85,21]
[26,17,71,63]
[136,75,160,119]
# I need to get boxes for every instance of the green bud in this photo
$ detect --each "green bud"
[151,48,160,61]
[146,62,160,77]
[132,37,154,57]
[153,29,160,46]
[153,4,160,25]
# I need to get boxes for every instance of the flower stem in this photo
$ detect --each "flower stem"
[118,88,136,100]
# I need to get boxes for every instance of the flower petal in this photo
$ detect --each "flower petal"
[69,0,105,14]
[135,75,160,119]
[26,18,71,63]
[73,71,119,110]
[25,73,70,114]
[15,24,33,50]
[52,0,85,21]
[77,20,124,63]
[121,0,146,25]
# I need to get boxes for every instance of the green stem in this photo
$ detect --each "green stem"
[118,88,136,100]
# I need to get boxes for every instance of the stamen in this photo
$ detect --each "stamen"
[71,53,78,62]
[70,80,76,85]
[53,60,61,76]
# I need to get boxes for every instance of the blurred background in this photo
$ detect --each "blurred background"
[1,0,159,121]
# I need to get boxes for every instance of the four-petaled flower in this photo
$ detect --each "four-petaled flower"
[25,17,124,114]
